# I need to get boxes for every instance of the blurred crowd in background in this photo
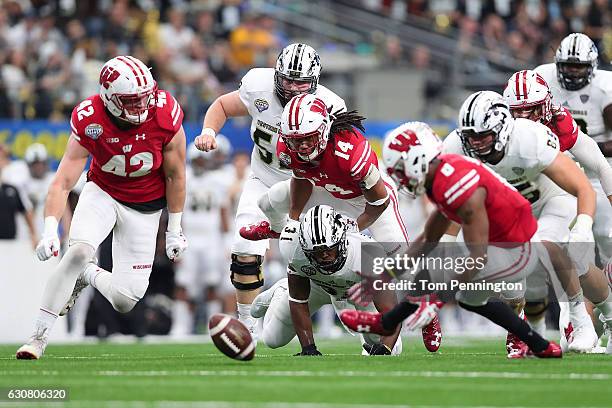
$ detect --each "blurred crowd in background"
[1,0,611,122]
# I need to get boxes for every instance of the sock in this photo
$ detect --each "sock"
[568,289,589,321]
[33,308,58,337]
[381,301,418,331]
[595,290,612,322]
[459,300,549,353]
[237,302,256,329]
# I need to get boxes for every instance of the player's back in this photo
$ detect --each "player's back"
[69,90,183,205]
[239,68,346,186]
[430,154,537,243]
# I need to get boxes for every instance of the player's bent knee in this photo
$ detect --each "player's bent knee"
[64,243,95,268]
[525,298,549,320]
[230,254,264,291]
[110,292,138,314]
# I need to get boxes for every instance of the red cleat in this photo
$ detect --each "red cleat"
[239,221,280,241]
[532,341,563,358]
[506,331,529,359]
[339,310,395,336]
[421,315,442,352]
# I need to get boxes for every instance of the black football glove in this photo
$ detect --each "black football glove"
[294,344,322,356]
[362,343,392,355]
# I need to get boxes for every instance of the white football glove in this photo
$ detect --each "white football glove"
[35,217,60,261]
[166,230,188,262]
[404,294,444,331]
[567,214,595,268]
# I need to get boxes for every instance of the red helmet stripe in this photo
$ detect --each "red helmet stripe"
[522,70,528,101]
[287,96,299,130]
[117,56,142,87]
[514,72,520,100]
[290,94,307,130]
[126,56,148,86]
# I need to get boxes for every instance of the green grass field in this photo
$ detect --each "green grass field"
[0,337,610,408]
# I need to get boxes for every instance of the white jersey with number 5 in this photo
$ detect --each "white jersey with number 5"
[443,118,566,212]
[238,68,346,187]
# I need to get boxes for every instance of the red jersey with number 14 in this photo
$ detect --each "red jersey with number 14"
[277,129,379,199]
[428,154,537,243]
[70,90,183,203]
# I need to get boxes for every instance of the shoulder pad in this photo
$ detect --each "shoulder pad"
[70,95,105,142]
[154,90,183,133]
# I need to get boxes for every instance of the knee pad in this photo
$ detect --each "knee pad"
[64,243,96,268]
[110,291,138,313]
[525,298,549,321]
[230,254,264,291]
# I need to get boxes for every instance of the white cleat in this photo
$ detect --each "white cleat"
[567,319,598,353]
[60,273,89,316]
[251,278,289,318]
[16,328,49,360]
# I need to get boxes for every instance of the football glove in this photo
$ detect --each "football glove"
[166,230,188,261]
[294,344,322,356]
[404,293,444,331]
[362,343,392,355]
[36,217,60,261]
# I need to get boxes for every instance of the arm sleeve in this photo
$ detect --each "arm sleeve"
[238,70,256,117]
[570,131,612,196]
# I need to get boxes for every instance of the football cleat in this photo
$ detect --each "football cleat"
[531,341,562,358]
[240,221,281,241]
[16,328,49,360]
[60,273,90,316]
[339,310,395,336]
[506,332,529,359]
[251,278,288,318]
[422,315,442,352]
[567,319,598,353]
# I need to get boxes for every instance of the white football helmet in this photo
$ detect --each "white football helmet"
[99,55,157,125]
[275,43,322,106]
[458,91,513,161]
[24,143,48,164]
[503,70,553,124]
[187,142,214,174]
[299,205,349,274]
[555,33,598,91]
[279,93,330,162]
[382,122,442,197]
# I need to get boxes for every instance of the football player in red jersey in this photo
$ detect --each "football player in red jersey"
[16,56,188,360]
[241,94,444,352]
[340,123,562,358]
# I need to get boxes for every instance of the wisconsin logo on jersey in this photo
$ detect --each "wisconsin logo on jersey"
[85,123,103,140]
[254,98,269,113]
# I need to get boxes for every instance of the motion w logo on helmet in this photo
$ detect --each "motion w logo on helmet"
[100,66,120,89]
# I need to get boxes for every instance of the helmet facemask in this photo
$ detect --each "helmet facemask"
[299,212,348,274]
[556,61,594,91]
[109,84,158,125]
[280,122,328,162]
[274,72,317,107]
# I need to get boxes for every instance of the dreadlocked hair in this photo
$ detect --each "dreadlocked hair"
[329,110,366,137]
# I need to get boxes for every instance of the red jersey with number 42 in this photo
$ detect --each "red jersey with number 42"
[428,154,537,243]
[70,90,183,203]
[277,129,379,199]
[546,106,579,152]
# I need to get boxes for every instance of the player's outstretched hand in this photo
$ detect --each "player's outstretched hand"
[404,293,444,331]
[35,234,60,261]
[294,344,322,356]
[166,231,188,262]
[362,343,392,355]
[194,129,217,152]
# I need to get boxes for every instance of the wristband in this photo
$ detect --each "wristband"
[288,295,309,304]
[202,127,217,139]
[367,193,389,206]
[167,212,183,233]
[43,216,58,237]
[574,214,593,232]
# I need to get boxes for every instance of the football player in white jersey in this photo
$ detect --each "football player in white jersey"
[534,33,612,267]
[503,70,612,351]
[194,43,346,338]
[173,143,232,334]
[444,91,612,353]
[252,205,402,355]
